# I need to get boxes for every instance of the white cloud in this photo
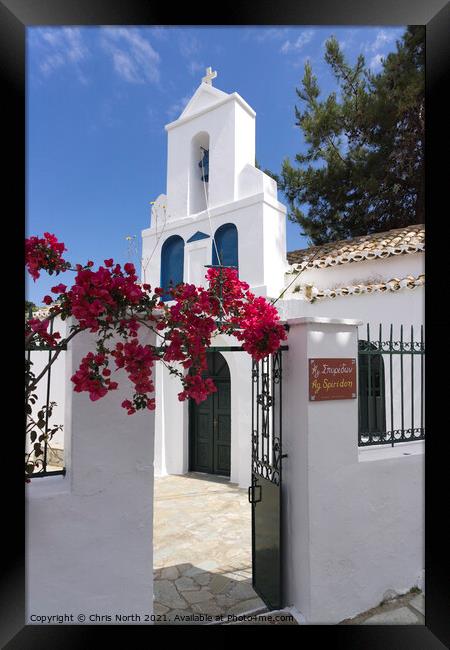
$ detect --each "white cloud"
[363,28,404,71]
[178,32,200,59]
[30,27,89,83]
[242,27,290,43]
[366,29,397,53]
[256,28,290,42]
[166,95,191,119]
[281,30,315,54]
[39,52,64,75]
[101,27,160,84]
[148,26,170,40]
[368,53,384,71]
[188,60,204,76]
[364,28,404,57]
[176,32,206,78]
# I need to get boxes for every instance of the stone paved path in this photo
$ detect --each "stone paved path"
[153,473,266,624]
[153,473,424,626]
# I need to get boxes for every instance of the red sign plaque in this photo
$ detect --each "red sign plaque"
[309,358,357,401]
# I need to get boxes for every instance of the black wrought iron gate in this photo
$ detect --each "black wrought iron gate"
[248,347,286,610]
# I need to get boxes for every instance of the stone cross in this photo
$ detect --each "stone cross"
[202,66,217,85]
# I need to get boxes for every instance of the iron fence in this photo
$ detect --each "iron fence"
[358,323,425,447]
[25,310,66,477]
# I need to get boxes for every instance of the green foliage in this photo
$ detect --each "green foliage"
[275,27,424,245]
[25,398,63,475]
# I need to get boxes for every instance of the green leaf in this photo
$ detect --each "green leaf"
[33,443,43,457]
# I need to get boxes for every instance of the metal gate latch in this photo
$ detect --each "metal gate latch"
[248,484,262,504]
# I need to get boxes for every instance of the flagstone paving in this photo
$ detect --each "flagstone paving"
[153,473,424,626]
[153,473,266,624]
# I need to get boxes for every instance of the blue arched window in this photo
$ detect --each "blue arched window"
[212,223,238,271]
[160,235,184,301]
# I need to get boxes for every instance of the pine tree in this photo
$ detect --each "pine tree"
[272,27,424,245]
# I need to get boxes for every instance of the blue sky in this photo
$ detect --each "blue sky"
[27,25,405,305]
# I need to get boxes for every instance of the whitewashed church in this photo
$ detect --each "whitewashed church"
[141,68,425,489]
[26,67,425,626]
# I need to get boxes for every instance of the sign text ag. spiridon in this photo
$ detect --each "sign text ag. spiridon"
[309,358,357,401]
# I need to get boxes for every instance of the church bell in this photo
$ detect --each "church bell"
[199,147,209,183]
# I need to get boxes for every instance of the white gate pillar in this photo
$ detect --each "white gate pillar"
[282,317,361,622]
[26,322,156,624]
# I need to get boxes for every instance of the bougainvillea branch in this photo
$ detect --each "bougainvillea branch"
[25,232,70,281]
[25,233,286,415]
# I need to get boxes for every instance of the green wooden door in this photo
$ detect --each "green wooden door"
[189,351,231,476]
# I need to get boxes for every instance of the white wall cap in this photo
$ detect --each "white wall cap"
[165,90,256,131]
[141,191,286,238]
[287,316,363,326]
[26,475,70,498]
[359,439,424,462]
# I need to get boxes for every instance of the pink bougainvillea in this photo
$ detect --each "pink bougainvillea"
[25,232,69,281]
[25,233,286,414]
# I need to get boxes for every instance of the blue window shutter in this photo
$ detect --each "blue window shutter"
[160,235,184,301]
[212,223,238,271]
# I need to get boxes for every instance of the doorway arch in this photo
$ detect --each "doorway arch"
[188,351,231,477]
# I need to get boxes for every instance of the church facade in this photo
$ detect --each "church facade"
[141,71,424,488]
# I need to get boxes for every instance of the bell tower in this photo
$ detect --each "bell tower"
[165,68,256,220]
[141,68,288,298]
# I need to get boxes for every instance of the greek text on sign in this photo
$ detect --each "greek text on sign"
[309,358,357,401]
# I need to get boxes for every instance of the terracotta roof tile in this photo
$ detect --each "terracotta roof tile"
[289,273,425,302]
[287,224,425,269]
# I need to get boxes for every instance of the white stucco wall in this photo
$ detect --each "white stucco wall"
[279,254,424,336]
[285,252,424,294]
[282,318,424,623]
[142,192,287,299]
[219,345,252,488]
[26,323,156,624]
